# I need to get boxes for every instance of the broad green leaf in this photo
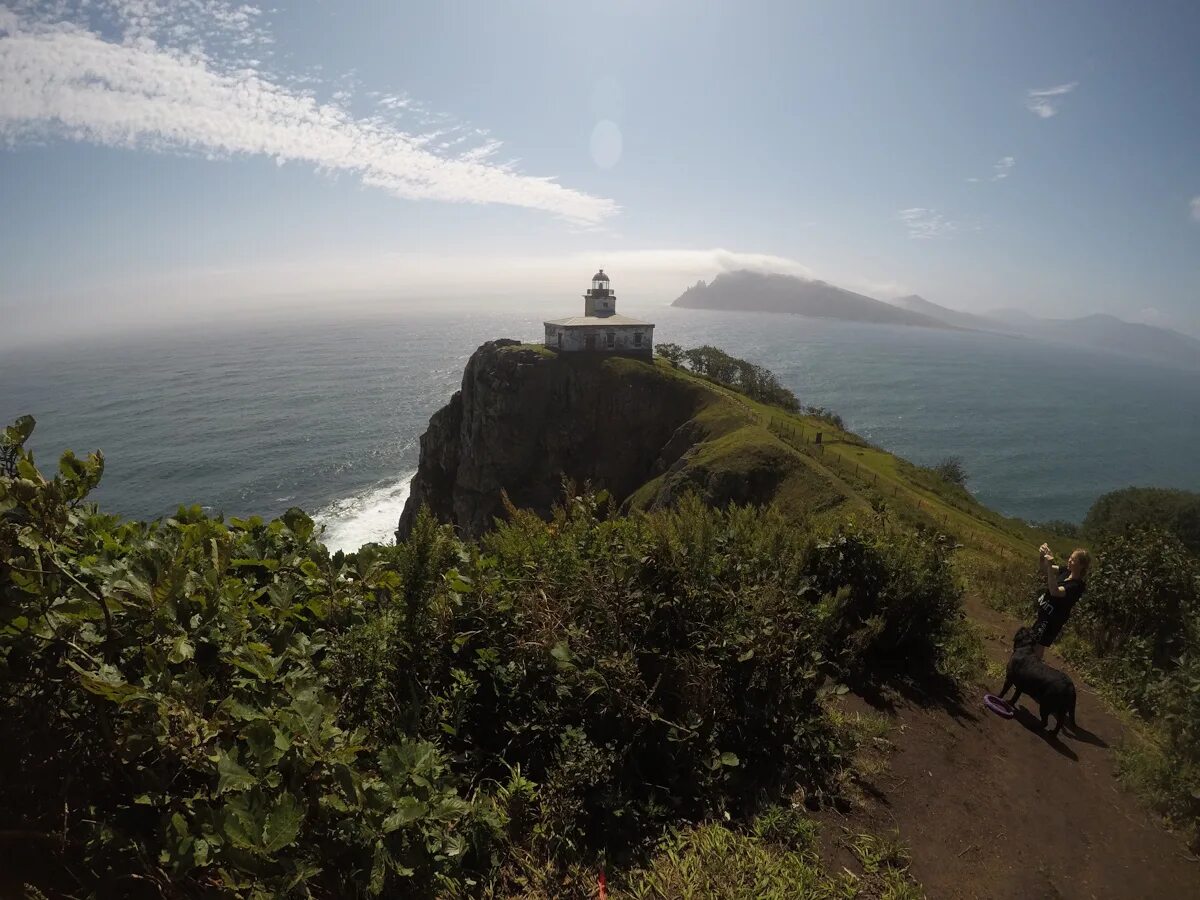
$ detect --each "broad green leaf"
[381,797,425,833]
[444,570,473,593]
[719,751,740,767]
[369,843,388,896]
[262,792,304,853]
[281,507,315,543]
[550,641,573,667]
[66,660,142,703]
[245,721,287,768]
[291,696,325,743]
[168,634,194,664]
[221,794,264,851]
[429,796,469,822]
[216,750,255,795]
[3,415,35,446]
[229,646,276,681]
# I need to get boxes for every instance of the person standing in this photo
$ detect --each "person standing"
[1031,543,1090,659]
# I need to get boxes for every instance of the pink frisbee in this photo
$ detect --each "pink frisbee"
[983,694,1015,718]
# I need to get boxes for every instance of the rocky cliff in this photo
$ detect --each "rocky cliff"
[397,340,844,540]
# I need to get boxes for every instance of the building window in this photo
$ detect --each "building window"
[633,332,643,347]
[606,331,615,349]
[557,332,562,348]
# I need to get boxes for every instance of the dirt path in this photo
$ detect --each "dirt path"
[820,597,1199,899]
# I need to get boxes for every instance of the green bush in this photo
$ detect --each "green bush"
[1062,528,1200,847]
[654,342,685,367]
[806,523,963,679]
[0,419,491,897]
[679,345,801,411]
[1084,487,1200,555]
[1,419,970,895]
[330,494,843,861]
[930,456,967,487]
[1070,529,1198,688]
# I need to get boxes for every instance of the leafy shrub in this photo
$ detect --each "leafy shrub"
[1084,487,1200,556]
[0,419,493,896]
[1071,529,1198,674]
[1062,528,1200,847]
[931,456,968,487]
[330,494,844,862]
[654,342,685,367]
[1,419,971,894]
[805,523,963,679]
[678,345,801,411]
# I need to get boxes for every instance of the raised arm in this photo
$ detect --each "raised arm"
[1040,544,1066,597]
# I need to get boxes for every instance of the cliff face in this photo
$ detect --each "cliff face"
[397,341,715,540]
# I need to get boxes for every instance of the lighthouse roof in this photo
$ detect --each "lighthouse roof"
[544,313,651,327]
[591,269,609,282]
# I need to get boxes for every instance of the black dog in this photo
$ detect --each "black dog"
[997,626,1078,737]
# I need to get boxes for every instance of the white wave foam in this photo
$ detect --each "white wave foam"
[315,472,416,553]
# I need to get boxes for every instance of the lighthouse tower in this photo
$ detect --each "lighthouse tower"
[543,269,655,359]
[584,269,615,317]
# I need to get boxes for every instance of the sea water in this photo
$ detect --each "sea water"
[2,302,1197,552]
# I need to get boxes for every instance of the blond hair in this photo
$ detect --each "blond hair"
[1070,548,1091,581]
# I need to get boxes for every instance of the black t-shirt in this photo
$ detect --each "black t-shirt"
[1038,571,1085,623]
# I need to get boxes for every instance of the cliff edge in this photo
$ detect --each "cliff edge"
[396,340,845,539]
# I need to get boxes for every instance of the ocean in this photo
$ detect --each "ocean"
[3,300,1198,552]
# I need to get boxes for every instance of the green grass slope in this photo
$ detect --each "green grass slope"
[578,352,1047,568]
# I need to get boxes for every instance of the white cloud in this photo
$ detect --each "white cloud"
[0,2,617,225]
[897,208,959,239]
[967,155,1016,183]
[1025,82,1078,118]
[1191,196,1200,222]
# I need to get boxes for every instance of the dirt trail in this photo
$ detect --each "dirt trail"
[820,597,1199,900]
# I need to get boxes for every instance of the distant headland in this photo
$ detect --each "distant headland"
[672,269,1200,370]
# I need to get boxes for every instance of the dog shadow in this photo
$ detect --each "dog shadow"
[1012,705,1079,761]
[1062,722,1109,749]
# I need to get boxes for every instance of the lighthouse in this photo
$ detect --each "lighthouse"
[543,269,655,359]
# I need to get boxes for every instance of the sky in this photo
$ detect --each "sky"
[1,0,1198,346]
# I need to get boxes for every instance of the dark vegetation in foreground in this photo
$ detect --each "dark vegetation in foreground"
[986,484,1200,851]
[0,416,957,898]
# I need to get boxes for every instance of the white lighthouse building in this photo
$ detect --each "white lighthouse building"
[544,270,654,359]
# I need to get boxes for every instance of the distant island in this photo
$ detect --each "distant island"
[671,270,952,329]
[672,269,1200,370]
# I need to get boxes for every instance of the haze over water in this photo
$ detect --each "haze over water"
[3,303,1197,552]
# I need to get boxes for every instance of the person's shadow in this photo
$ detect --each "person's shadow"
[1012,704,1079,761]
